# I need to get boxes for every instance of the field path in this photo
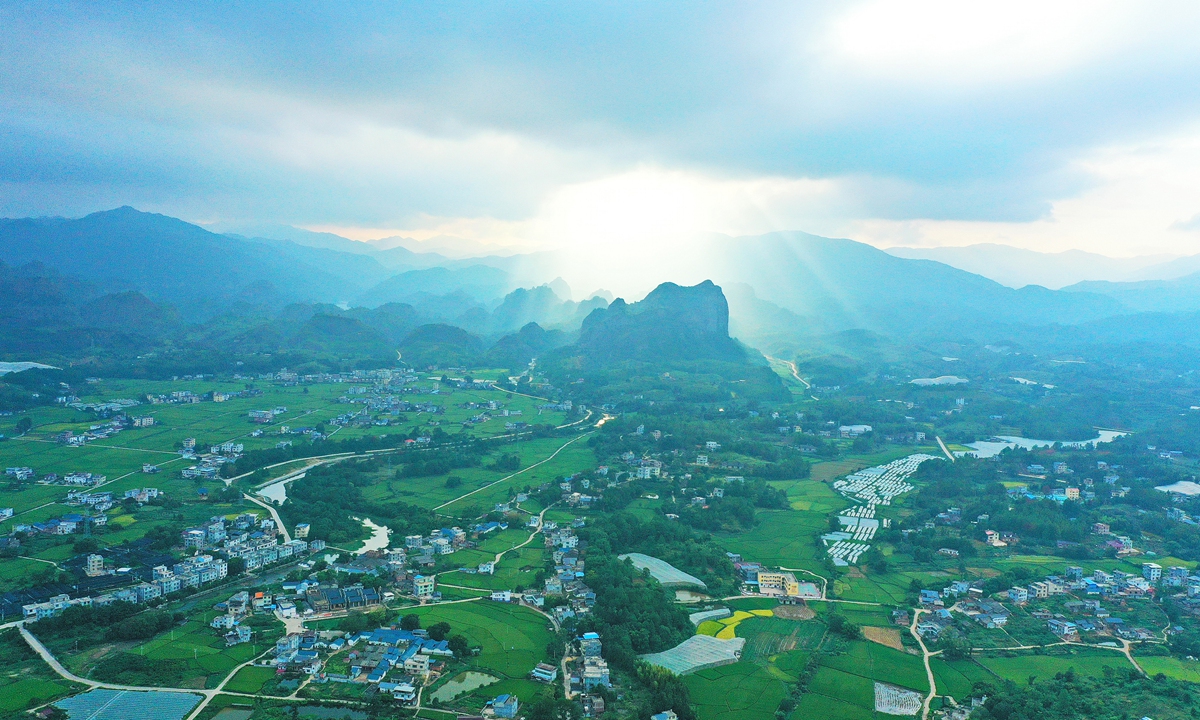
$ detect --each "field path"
[433,432,593,511]
[908,610,939,720]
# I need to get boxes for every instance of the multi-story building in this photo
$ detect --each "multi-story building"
[134,582,162,603]
[85,553,105,577]
[757,571,800,597]
[412,575,435,598]
[1143,563,1163,584]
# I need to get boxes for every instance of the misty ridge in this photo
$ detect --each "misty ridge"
[5,206,1200,373]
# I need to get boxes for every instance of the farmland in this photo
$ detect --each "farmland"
[52,608,284,689]
[0,628,83,714]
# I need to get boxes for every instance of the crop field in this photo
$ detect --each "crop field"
[685,607,827,720]
[833,568,928,604]
[60,609,283,689]
[444,546,546,591]
[222,665,278,694]
[1137,656,1200,683]
[974,648,1134,682]
[818,640,929,695]
[0,628,83,714]
[930,658,998,701]
[685,661,790,720]
[360,434,595,516]
[406,599,555,686]
[791,690,875,720]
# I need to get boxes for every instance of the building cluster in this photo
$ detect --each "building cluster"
[915,562,1200,643]
[7,466,108,487]
[567,631,611,697]
[182,512,325,572]
[266,626,455,706]
[540,520,597,623]
[13,510,107,536]
[20,554,229,622]
[181,442,245,480]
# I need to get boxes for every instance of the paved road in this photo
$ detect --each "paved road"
[242,493,293,543]
[935,435,956,463]
[20,625,211,696]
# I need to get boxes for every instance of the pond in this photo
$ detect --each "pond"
[962,430,1127,458]
[354,517,391,554]
[429,671,500,702]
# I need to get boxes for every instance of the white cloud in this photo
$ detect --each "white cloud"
[823,1,1150,87]
[846,126,1200,256]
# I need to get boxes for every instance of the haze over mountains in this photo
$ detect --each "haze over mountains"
[887,244,1200,289]
[5,207,1200,367]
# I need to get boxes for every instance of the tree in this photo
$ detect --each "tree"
[14,417,32,435]
[400,613,421,630]
[428,621,452,641]
[527,696,582,720]
[448,634,469,658]
[225,557,246,576]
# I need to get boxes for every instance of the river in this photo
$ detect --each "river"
[962,430,1127,458]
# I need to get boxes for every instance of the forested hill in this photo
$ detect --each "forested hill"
[577,280,746,364]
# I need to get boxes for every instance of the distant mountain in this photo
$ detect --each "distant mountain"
[703,232,1128,340]
[484,322,570,370]
[1063,271,1200,313]
[0,260,179,358]
[885,244,1176,289]
[483,285,608,335]
[0,207,392,320]
[215,223,378,255]
[577,280,745,364]
[366,233,529,259]
[399,324,484,368]
[357,265,514,308]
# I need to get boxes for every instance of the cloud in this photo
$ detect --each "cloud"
[851,125,1200,256]
[3,1,1200,259]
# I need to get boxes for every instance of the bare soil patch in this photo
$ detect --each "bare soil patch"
[773,604,815,620]
[863,626,904,651]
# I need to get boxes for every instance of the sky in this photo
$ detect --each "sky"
[4,1,1200,261]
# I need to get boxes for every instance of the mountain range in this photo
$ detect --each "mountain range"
[6,207,1200,367]
[887,243,1200,289]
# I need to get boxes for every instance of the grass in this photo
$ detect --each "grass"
[719,508,827,571]
[359,435,595,516]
